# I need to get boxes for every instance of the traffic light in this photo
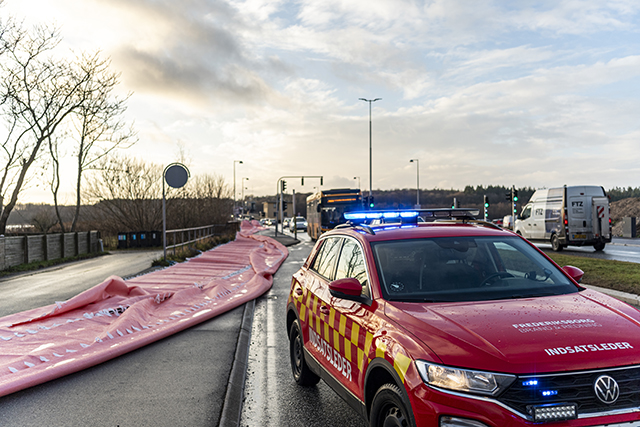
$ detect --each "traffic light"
[283,201,288,211]
[513,189,518,202]
[451,198,458,209]
[505,191,512,202]
[281,180,287,192]
[368,196,374,208]
[483,195,489,218]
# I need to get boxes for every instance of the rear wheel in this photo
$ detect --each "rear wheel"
[289,320,320,386]
[370,384,415,427]
[594,241,606,251]
[551,234,563,252]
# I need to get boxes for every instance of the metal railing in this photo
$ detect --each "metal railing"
[165,223,237,256]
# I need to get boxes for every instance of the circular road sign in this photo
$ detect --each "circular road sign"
[165,163,189,189]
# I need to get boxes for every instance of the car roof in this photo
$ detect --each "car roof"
[323,221,514,243]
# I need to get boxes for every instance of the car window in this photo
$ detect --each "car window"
[335,239,368,290]
[311,237,343,280]
[371,236,578,303]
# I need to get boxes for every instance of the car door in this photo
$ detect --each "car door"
[306,236,374,399]
[303,236,344,377]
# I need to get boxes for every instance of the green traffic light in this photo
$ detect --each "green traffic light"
[484,203,489,208]
[514,196,518,202]
[369,203,374,208]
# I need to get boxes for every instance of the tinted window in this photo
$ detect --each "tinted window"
[371,236,577,302]
[312,237,342,279]
[335,239,368,289]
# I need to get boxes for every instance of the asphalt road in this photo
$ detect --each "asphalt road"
[0,249,163,317]
[240,230,367,427]
[537,237,640,264]
[0,248,244,426]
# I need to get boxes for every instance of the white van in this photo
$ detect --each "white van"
[514,185,611,251]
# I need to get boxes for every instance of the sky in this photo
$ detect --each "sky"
[3,0,640,204]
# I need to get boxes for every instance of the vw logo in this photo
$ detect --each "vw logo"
[594,375,619,404]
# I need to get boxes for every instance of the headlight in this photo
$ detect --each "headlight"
[415,361,515,396]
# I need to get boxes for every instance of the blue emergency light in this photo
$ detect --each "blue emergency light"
[344,208,479,225]
[344,211,420,222]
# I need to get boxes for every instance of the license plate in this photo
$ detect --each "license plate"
[573,234,587,239]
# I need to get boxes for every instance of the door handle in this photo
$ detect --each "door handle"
[319,306,330,315]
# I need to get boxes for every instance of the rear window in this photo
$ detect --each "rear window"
[371,236,578,302]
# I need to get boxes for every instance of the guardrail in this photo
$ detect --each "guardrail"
[165,223,239,255]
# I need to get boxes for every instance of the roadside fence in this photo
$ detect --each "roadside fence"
[0,231,101,271]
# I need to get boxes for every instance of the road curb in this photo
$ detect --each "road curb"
[584,284,640,307]
[219,299,255,427]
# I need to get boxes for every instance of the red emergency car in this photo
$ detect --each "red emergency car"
[286,209,640,427]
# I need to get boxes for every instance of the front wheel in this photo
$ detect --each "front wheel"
[551,234,564,252]
[289,320,320,386]
[370,384,415,427]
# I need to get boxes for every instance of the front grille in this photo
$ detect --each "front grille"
[498,366,640,416]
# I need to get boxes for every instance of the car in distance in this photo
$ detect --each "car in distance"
[286,208,640,427]
[290,216,308,232]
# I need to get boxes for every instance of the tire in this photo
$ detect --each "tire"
[594,241,606,251]
[551,234,563,252]
[289,320,320,386]
[370,383,415,427]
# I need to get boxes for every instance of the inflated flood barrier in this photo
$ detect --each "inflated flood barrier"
[0,221,286,397]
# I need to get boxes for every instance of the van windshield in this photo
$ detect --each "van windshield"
[371,236,578,302]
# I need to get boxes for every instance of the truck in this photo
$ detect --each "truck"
[514,185,611,251]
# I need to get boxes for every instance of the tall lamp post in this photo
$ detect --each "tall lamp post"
[233,160,243,217]
[410,159,420,208]
[359,98,381,201]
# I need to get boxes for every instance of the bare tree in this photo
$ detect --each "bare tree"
[0,23,92,234]
[84,155,163,232]
[65,52,136,232]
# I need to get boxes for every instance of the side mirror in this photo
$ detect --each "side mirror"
[329,278,362,296]
[562,265,584,283]
[329,278,371,305]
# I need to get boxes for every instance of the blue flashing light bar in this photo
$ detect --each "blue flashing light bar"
[344,211,420,221]
[542,390,558,397]
[523,380,539,387]
[344,208,479,224]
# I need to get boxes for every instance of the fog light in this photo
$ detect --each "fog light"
[440,416,489,427]
[530,403,577,422]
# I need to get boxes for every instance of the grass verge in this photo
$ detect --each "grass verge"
[151,234,234,267]
[0,252,108,278]
[544,251,640,295]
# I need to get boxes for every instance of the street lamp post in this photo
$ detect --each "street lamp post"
[410,159,420,208]
[359,98,381,201]
[233,160,243,217]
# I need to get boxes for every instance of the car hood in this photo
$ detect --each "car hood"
[385,289,640,374]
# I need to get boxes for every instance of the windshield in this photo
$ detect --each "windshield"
[371,236,578,302]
